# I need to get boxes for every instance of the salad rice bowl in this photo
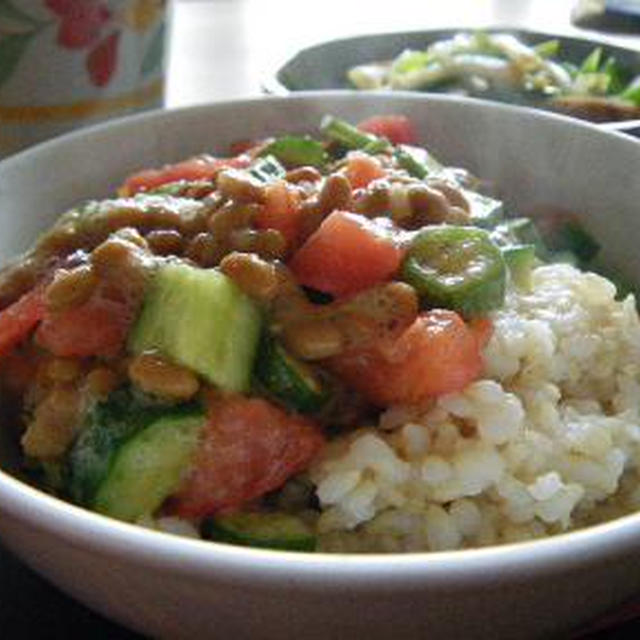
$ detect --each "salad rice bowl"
[1,93,640,639]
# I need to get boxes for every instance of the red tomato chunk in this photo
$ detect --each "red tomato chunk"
[357,115,417,145]
[289,211,405,298]
[172,396,325,517]
[122,155,251,195]
[329,309,484,406]
[36,291,135,359]
[344,152,385,190]
[255,180,303,249]
[0,287,46,358]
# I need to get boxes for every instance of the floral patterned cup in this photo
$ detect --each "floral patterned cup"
[0,0,166,155]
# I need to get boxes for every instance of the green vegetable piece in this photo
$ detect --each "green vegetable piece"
[67,387,181,506]
[203,512,316,551]
[255,335,328,414]
[129,262,262,393]
[621,76,640,106]
[466,191,504,228]
[546,219,600,264]
[394,146,429,178]
[248,154,286,182]
[391,49,432,75]
[93,409,204,522]
[502,244,536,290]
[320,115,390,154]
[534,39,560,58]
[402,225,506,316]
[259,136,328,169]
[602,56,627,95]
[490,218,548,259]
[580,47,603,74]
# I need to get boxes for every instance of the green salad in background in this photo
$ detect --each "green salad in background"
[348,31,640,122]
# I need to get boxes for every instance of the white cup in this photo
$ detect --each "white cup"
[0,0,166,155]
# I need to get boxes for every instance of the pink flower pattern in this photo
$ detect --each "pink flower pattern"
[45,0,119,86]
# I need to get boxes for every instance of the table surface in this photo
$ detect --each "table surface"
[2,0,640,637]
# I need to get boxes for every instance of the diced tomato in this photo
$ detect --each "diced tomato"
[289,211,405,297]
[328,309,483,406]
[254,180,303,248]
[36,294,132,358]
[121,154,252,195]
[357,115,417,145]
[344,152,386,190]
[172,396,325,517]
[468,316,494,350]
[228,139,263,156]
[0,287,46,358]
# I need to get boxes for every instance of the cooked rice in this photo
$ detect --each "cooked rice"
[310,264,640,552]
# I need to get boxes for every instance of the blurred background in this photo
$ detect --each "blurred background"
[166,0,640,107]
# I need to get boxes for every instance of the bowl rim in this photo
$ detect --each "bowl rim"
[1,91,640,585]
[262,25,640,128]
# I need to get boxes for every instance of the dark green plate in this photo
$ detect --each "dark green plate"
[266,28,640,124]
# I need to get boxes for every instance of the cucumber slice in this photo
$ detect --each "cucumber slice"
[502,244,536,289]
[93,409,204,522]
[202,511,316,551]
[67,387,170,506]
[128,262,262,393]
[402,225,506,316]
[255,335,329,413]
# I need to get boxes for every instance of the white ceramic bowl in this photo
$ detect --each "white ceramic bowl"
[1,93,640,640]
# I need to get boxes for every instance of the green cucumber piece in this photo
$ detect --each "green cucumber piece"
[466,191,504,228]
[93,409,204,522]
[255,335,328,413]
[128,262,262,393]
[502,244,536,289]
[202,511,316,551]
[402,225,506,316]
[259,137,328,169]
[67,387,169,506]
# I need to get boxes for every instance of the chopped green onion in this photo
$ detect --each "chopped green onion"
[320,115,390,153]
[394,146,429,178]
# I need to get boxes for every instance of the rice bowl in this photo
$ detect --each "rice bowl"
[0,93,640,638]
